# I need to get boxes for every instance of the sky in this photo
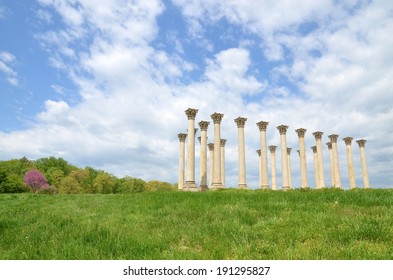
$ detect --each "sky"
[0,0,392,189]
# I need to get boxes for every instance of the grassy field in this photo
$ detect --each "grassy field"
[0,189,392,260]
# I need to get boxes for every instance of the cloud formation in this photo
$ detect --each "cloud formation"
[0,0,392,188]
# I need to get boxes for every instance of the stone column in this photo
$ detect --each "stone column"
[235,117,248,189]
[312,131,325,189]
[184,108,198,191]
[208,143,214,188]
[256,149,262,188]
[287,148,292,188]
[220,139,227,188]
[311,146,319,189]
[257,121,269,189]
[356,139,370,189]
[295,128,308,188]
[198,121,210,191]
[211,112,224,189]
[326,142,335,187]
[328,134,341,188]
[269,145,277,190]
[177,133,187,190]
[277,125,290,190]
[343,137,356,189]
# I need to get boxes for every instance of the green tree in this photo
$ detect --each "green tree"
[145,180,176,192]
[93,173,116,194]
[46,167,65,188]
[58,176,82,194]
[119,176,146,193]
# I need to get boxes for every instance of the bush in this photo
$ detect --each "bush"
[37,184,57,194]
[0,171,27,193]
[23,170,49,193]
[145,180,176,192]
[119,177,146,193]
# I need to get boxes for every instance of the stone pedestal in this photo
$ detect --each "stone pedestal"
[287,148,292,188]
[184,108,198,191]
[198,121,210,191]
[269,146,277,190]
[295,128,308,188]
[177,133,187,190]
[312,131,325,189]
[220,139,227,188]
[277,125,290,190]
[235,117,248,189]
[211,112,224,189]
[356,139,370,189]
[326,142,335,187]
[257,121,269,189]
[343,137,356,189]
[311,146,319,189]
[208,143,214,188]
[328,134,341,188]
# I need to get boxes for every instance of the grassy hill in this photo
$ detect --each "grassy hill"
[1,189,392,259]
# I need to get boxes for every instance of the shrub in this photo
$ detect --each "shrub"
[37,184,57,194]
[119,177,146,193]
[145,180,176,192]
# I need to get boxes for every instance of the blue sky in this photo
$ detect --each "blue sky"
[1,0,393,189]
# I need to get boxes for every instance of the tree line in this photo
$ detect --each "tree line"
[0,157,176,194]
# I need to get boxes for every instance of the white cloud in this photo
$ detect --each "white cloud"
[0,51,18,86]
[1,0,392,189]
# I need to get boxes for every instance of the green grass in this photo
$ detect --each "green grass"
[1,189,393,259]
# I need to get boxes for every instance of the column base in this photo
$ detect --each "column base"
[211,182,224,190]
[282,185,291,191]
[199,185,209,192]
[259,185,270,190]
[184,181,199,192]
[238,184,249,190]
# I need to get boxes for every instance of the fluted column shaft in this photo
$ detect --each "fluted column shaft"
[235,117,248,189]
[257,150,262,188]
[313,131,325,189]
[328,134,341,188]
[257,121,269,189]
[327,142,335,187]
[344,137,356,189]
[356,139,369,189]
[198,121,210,191]
[211,113,224,189]
[287,148,292,188]
[220,139,226,188]
[296,128,308,188]
[177,133,187,190]
[185,108,198,190]
[269,146,277,190]
[208,143,214,188]
[277,125,290,190]
[311,146,319,188]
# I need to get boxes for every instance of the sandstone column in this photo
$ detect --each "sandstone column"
[287,148,292,188]
[328,134,341,188]
[235,117,248,189]
[277,125,290,190]
[208,143,214,188]
[184,108,198,191]
[343,137,356,189]
[220,139,227,188]
[326,142,335,187]
[269,145,277,190]
[177,133,187,190]
[198,121,210,191]
[312,131,325,189]
[356,139,370,189]
[211,112,224,189]
[311,146,319,189]
[295,128,308,188]
[257,121,269,189]
[257,149,262,188]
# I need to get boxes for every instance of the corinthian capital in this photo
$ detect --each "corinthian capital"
[234,117,247,128]
[277,125,289,135]
[269,145,277,153]
[185,108,198,120]
[256,121,269,131]
[211,112,224,124]
[295,128,307,138]
[328,134,339,143]
[312,131,323,140]
[177,133,187,142]
[220,139,227,147]
[356,139,367,148]
[198,120,210,131]
[343,137,353,145]
[208,143,214,151]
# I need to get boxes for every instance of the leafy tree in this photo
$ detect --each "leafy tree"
[93,173,116,194]
[69,169,90,193]
[24,170,48,193]
[46,167,65,188]
[58,176,82,194]
[145,180,176,192]
[119,176,146,193]
[35,157,76,176]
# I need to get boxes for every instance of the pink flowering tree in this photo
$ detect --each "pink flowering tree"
[24,170,49,193]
